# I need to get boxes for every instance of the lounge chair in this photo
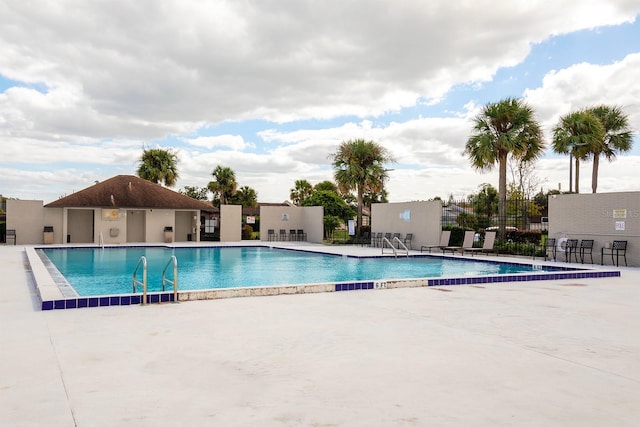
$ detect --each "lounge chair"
[601,240,627,266]
[372,232,383,247]
[421,230,451,253]
[578,239,594,264]
[443,230,475,255]
[463,231,496,256]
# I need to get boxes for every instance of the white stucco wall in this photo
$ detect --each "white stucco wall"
[260,205,323,243]
[371,201,442,249]
[549,192,639,266]
[220,205,242,242]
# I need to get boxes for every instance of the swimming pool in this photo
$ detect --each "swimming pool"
[44,245,578,295]
[34,245,619,310]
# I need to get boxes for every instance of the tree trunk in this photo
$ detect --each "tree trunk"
[574,157,580,193]
[356,186,364,237]
[498,153,507,241]
[592,154,599,193]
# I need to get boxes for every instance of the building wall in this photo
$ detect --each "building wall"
[7,200,47,244]
[260,205,323,243]
[549,192,639,266]
[220,205,242,242]
[371,201,442,249]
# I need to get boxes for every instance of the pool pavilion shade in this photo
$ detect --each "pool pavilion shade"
[45,175,217,212]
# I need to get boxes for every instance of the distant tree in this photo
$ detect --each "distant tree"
[137,148,179,186]
[331,139,395,236]
[208,165,237,206]
[587,105,634,193]
[301,190,356,222]
[552,109,604,193]
[231,185,258,207]
[469,183,498,229]
[179,186,209,200]
[290,179,313,206]
[464,97,544,239]
[314,180,338,193]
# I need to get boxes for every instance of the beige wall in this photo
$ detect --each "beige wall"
[7,200,47,244]
[549,192,639,266]
[220,205,242,242]
[260,205,323,243]
[371,201,442,249]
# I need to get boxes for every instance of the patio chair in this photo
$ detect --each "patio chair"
[601,240,627,267]
[443,230,475,255]
[279,229,287,241]
[5,229,17,245]
[564,239,579,263]
[545,238,557,261]
[421,230,451,253]
[403,233,413,250]
[267,229,276,241]
[296,229,307,241]
[463,231,496,256]
[289,229,297,241]
[372,232,383,247]
[578,239,594,264]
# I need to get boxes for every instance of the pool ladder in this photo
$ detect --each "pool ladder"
[162,255,179,303]
[132,255,179,305]
[132,256,148,305]
[381,237,409,257]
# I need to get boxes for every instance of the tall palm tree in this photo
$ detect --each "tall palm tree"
[464,98,544,240]
[290,179,313,206]
[208,165,237,206]
[552,109,604,193]
[136,148,179,186]
[330,139,395,236]
[587,105,634,193]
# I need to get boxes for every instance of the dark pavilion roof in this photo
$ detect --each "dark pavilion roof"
[45,175,218,212]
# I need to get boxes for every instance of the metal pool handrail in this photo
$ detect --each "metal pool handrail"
[132,256,148,305]
[162,255,179,303]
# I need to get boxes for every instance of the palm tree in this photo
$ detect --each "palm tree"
[330,139,395,236]
[587,105,634,193]
[464,98,544,240]
[552,110,604,193]
[136,148,179,186]
[290,179,313,206]
[233,185,258,207]
[208,165,237,206]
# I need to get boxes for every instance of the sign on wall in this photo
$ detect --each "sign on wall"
[101,209,120,221]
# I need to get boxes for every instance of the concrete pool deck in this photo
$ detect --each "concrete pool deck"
[1,243,639,426]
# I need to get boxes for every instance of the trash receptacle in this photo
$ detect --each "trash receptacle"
[164,226,173,243]
[44,226,54,244]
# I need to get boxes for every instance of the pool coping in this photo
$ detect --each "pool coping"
[27,244,622,311]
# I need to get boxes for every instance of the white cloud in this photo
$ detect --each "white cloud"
[1,1,639,203]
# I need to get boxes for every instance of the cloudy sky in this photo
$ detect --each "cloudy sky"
[1,1,639,204]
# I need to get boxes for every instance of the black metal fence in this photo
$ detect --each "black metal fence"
[442,197,548,257]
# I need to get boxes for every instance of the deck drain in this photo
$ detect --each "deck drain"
[431,288,453,292]
[560,283,587,287]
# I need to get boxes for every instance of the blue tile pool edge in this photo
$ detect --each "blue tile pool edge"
[28,246,622,311]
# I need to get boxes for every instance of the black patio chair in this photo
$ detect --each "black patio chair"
[545,238,557,261]
[601,240,628,267]
[564,239,579,263]
[578,239,594,264]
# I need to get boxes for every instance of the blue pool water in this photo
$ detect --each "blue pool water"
[40,246,566,297]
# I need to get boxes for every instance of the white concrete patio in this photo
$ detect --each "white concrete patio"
[1,244,639,426]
